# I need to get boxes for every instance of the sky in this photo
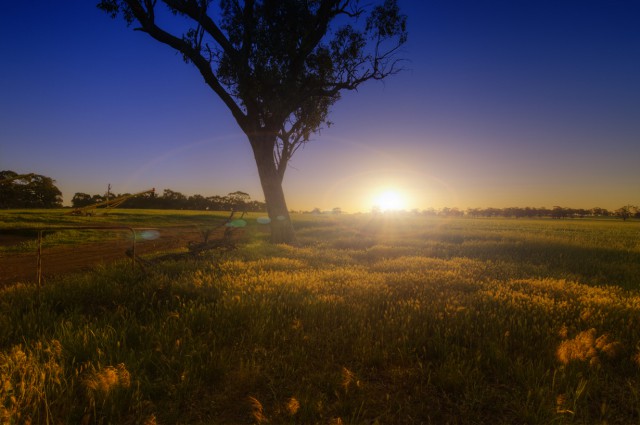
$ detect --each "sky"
[1,1,639,213]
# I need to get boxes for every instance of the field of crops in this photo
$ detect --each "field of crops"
[1,211,640,424]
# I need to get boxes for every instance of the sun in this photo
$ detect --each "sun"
[373,189,407,212]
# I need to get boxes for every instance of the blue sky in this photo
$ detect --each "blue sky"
[1,1,639,212]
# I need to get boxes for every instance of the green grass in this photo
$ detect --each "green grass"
[0,209,248,253]
[1,212,640,424]
[0,208,238,228]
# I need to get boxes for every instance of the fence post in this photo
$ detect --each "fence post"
[130,228,136,270]
[37,230,43,289]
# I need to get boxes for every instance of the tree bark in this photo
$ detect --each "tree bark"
[249,133,296,244]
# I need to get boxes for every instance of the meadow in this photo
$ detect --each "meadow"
[1,210,640,424]
[0,209,236,252]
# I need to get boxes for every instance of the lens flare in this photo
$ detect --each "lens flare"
[138,229,160,240]
[226,219,247,228]
[373,190,407,211]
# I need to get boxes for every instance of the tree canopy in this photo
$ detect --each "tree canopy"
[0,171,63,209]
[98,0,407,243]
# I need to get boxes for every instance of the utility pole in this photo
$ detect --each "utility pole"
[107,183,111,210]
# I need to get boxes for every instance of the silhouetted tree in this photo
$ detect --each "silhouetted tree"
[0,171,24,208]
[71,192,93,208]
[98,0,407,243]
[161,189,188,209]
[227,191,250,211]
[466,208,480,218]
[188,194,209,210]
[207,195,226,211]
[422,208,437,217]
[615,205,638,221]
[91,194,105,204]
[551,206,567,219]
[246,200,267,212]
[591,207,610,217]
[0,170,62,208]
[26,175,63,208]
[131,190,159,208]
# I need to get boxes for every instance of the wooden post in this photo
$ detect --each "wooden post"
[107,183,111,211]
[37,230,43,289]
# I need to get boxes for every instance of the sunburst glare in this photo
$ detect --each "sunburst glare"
[373,189,407,212]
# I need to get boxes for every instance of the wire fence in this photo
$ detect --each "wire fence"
[35,226,138,287]
[0,225,211,287]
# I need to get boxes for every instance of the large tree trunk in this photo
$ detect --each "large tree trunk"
[249,133,296,244]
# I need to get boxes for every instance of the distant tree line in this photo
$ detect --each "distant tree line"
[465,206,609,219]
[0,170,63,208]
[3,170,637,219]
[407,205,639,220]
[302,205,639,220]
[71,189,266,212]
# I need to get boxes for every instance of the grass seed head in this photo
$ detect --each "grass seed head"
[248,396,268,424]
[285,397,300,415]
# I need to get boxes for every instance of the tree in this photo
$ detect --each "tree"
[98,0,407,243]
[591,207,610,217]
[0,171,24,208]
[551,206,568,219]
[0,170,62,208]
[72,192,93,208]
[615,205,638,221]
[27,175,64,208]
[91,194,106,204]
[188,194,209,210]
[227,190,251,211]
[161,188,188,209]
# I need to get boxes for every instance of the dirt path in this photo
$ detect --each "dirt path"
[0,226,220,285]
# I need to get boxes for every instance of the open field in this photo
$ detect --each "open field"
[1,211,640,424]
[0,209,255,284]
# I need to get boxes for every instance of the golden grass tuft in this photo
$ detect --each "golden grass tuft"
[556,329,598,365]
[249,396,268,424]
[556,329,623,366]
[0,340,64,421]
[82,363,131,406]
[285,397,300,415]
[341,367,360,393]
[595,334,623,359]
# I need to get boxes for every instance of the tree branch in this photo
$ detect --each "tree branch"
[122,0,249,131]
[162,0,239,59]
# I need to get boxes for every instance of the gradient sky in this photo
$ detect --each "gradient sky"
[1,1,639,212]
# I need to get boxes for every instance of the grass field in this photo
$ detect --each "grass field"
[1,210,640,424]
[0,209,239,252]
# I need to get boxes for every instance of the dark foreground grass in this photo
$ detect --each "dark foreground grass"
[1,213,640,424]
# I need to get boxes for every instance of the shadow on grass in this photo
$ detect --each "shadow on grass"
[440,238,640,289]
